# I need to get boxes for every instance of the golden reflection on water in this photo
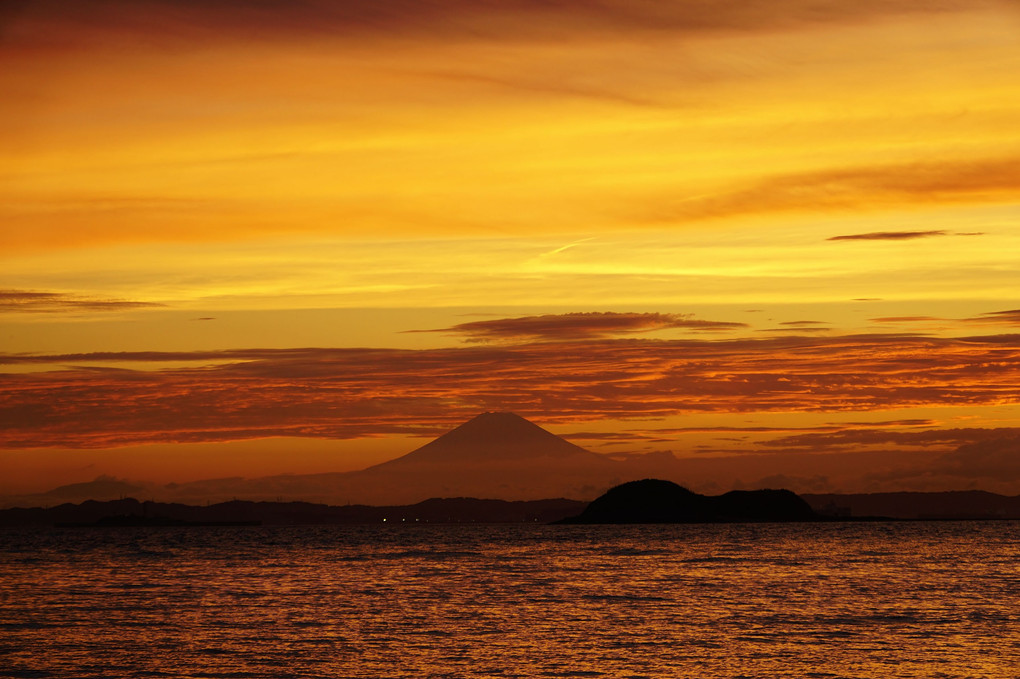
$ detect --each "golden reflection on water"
[1,522,1018,678]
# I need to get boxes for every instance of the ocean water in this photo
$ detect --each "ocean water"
[1,522,1018,678]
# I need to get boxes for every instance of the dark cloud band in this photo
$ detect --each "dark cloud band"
[1,332,1017,448]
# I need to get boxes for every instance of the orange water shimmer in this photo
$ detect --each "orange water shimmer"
[2,523,1019,677]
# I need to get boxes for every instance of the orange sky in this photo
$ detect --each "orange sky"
[2,0,1019,500]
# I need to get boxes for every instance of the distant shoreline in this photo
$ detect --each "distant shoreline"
[3,491,1020,528]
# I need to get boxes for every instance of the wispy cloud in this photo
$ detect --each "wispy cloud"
[537,238,597,259]
[410,312,748,342]
[870,316,944,323]
[759,427,1019,450]
[0,290,164,313]
[934,435,1020,479]
[3,0,987,50]
[828,231,947,242]
[869,310,1020,326]
[966,309,1020,326]
[652,156,1020,225]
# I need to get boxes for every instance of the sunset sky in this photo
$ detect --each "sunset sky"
[2,0,1019,499]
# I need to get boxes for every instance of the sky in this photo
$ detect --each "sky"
[2,0,1019,500]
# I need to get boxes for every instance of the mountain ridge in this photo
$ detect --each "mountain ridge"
[367,411,609,468]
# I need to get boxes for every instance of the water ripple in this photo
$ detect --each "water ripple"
[0,522,1018,678]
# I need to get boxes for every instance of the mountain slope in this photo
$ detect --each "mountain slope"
[345,412,621,502]
[369,411,607,468]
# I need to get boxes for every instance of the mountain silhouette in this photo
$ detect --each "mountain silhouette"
[369,411,606,468]
[560,479,818,523]
[339,412,621,503]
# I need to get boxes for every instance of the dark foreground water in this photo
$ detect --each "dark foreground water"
[1,522,1018,678]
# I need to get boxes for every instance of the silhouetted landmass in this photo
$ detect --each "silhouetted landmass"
[0,496,587,528]
[5,488,1020,527]
[558,479,818,524]
[803,491,1020,520]
[371,411,604,467]
[342,411,623,504]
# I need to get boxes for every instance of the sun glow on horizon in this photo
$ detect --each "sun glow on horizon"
[2,0,1019,499]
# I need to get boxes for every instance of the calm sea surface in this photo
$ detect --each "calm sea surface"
[1,522,1018,678]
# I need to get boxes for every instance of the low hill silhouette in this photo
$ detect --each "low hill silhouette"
[559,479,818,523]
[0,496,587,527]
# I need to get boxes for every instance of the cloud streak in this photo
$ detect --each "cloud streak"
[412,312,748,342]
[1,332,1018,448]
[0,290,164,313]
[653,156,1020,224]
[828,231,947,242]
[870,309,1020,326]
[934,435,1020,479]
[759,427,1020,450]
[3,0,994,51]
[967,309,1020,326]
[870,316,944,323]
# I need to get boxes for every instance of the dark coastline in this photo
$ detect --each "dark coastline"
[4,481,1020,528]
[1,496,588,528]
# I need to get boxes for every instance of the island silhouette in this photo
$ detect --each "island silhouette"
[558,478,818,523]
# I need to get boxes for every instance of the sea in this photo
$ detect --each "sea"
[1,521,1018,679]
